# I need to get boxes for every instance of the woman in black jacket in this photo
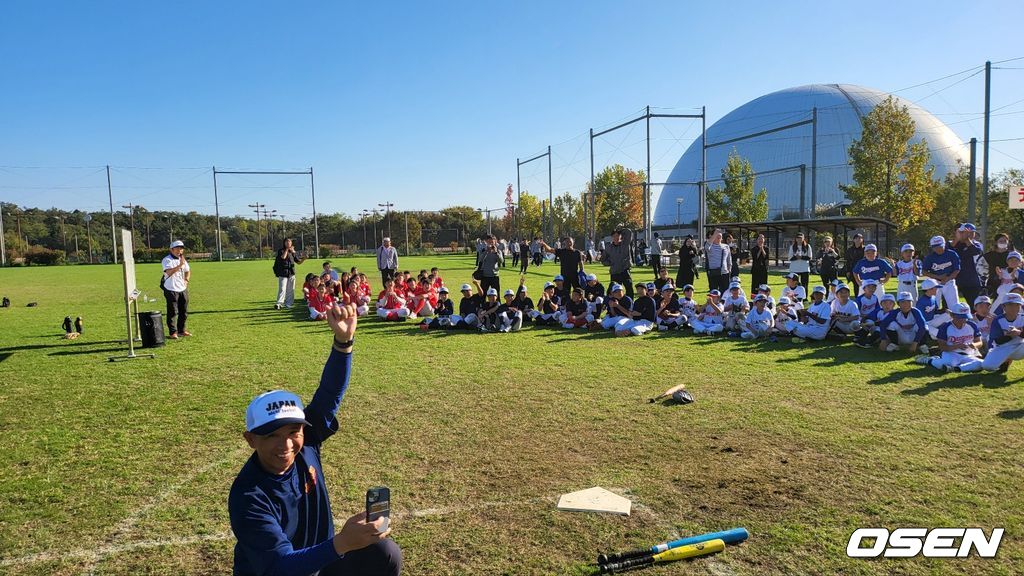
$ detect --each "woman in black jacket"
[750,233,769,293]
[818,236,840,288]
[844,233,865,295]
[677,236,699,289]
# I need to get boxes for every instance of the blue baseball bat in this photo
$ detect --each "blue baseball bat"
[597,527,748,565]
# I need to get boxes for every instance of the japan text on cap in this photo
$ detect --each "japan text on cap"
[246,390,310,436]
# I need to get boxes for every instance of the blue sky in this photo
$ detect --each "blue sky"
[1,1,1022,219]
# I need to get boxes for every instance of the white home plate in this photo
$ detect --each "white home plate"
[556,486,631,515]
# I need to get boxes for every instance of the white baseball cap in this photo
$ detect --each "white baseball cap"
[246,390,310,436]
[586,273,597,282]
[438,286,449,294]
[861,279,877,287]
[486,287,498,296]
[901,243,914,252]
[881,294,897,303]
[897,291,914,302]
[920,278,940,291]
[777,296,791,305]
[950,302,970,317]
[554,274,564,281]
[1008,251,1022,261]
[503,289,515,296]
[170,240,185,249]
[812,286,827,295]
[1005,293,1024,305]
[929,235,946,247]
[460,283,472,292]
[543,281,555,289]
[610,283,624,293]
[974,295,992,305]
[864,243,877,252]
[753,294,767,302]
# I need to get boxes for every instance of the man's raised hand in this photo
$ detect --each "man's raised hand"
[328,303,358,343]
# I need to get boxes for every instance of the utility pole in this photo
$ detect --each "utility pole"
[85,213,94,263]
[981,60,991,242]
[378,202,394,238]
[371,210,379,245]
[968,137,977,222]
[261,208,278,249]
[58,215,67,254]
[107,165,118,264]
[360,210,369,251]
[248,202,265,258]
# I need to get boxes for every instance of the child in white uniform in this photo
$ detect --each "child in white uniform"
[915,302,983,372]
[894,243,921,299]
[782,273,807,310]
[691,290,725,335]
[830,284,861,335]
[982,293,1024,371]
[723,281,750,335]
[786,286,832,342]
[741,294,775,340]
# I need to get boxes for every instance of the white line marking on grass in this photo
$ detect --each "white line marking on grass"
[1,496,554,569]
[4,493,674,569]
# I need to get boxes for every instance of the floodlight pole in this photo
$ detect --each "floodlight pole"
[515,158,521,239]
[700,106,706,237]
[646,106,652,243]
[378,201,394,238]
[107,165,118,264]
[547,145,553,240]
[811,107,818,215]
[0,203,6,267]
[981,61,991,242]
[517,148,552,237]
[310,167,320,259]
[212,166,223,261]
[589,128,595,241]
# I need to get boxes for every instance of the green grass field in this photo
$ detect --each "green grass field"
[1,256,1022,575]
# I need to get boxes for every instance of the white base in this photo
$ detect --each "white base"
[556,486,631,516]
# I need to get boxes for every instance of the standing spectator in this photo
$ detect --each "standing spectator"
[983,232,1014,297]
[519,239,530,275]
[705,230,732,293]
[585,237,596,263]
[598,238,607,262]
[750,233,770,294]
[531,237,543,267]
[601,229,634,298]
[650,233,664,277]
[376,237,399,285]
[161,240,191,339]
[478,235,504,294]
[844,233,866,295]
[949,223,984,309]
[788,233,812,290]
[498,238,508,267]
[724,233,740,279]
[540,237,585,291]
[273,239,305,310]
[676,235,699,290]
[817,236,839,288]
[510,238,520,268]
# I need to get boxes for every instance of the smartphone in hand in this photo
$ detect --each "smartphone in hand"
[366,486,390,532]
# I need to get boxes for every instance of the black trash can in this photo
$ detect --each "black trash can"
[138,311,166,348]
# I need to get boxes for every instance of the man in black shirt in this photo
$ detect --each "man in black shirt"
[845,233,866,295]
[617,282,657,336]
[540,237,585,292]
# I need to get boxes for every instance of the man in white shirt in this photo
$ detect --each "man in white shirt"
[162,240,192,339]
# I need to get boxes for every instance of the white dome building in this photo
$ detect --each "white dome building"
[652,84,968,226]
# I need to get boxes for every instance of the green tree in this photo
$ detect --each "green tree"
[515,191,543,238]
[840,95,936,231]
[706,149,768,223]
[988,168,1024,246]
[587,164,645,236]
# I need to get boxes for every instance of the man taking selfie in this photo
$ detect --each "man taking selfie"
[229,303,402,576]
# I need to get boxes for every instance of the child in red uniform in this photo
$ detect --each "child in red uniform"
[377,279,409,320]
[302,273,319,303]
[344,279,369,316]
[431,267,444,290]
[409,278,436,319]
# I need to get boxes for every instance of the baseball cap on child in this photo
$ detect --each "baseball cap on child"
[708,290,721,298]
[554,275,564,281]
[812,286,827,295]
[503,289,515,296]
[543,282,555,289]
[958,222,977,232]
[439,286,449,294]
[950,302,970,317]
[646,282,656,290]
[170,240,185,249]
[880,294,896,303]
[929,235,946,247]
[864,244,877,252]
[610,283,624,293]
[901,243,914,252]
[862,279,877,287]
[682,284,694,291]
[778,296,791,305]
[246,390,310,436]
[920,278,940,291]
[729,281,741,289]
[460,283,472,291]
[586,273,597,282]
[836,284,850,293]
[785,272,799,280]
[486,287,498,296]
[897,291,914,302]
[1008,251,1022,261]
[753,294,767,302]
[974,295,992,305]
[1005,293,1024,305]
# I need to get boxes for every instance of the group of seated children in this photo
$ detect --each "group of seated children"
[375,267,446,321]
[302,265,372,320]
